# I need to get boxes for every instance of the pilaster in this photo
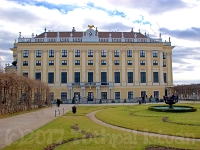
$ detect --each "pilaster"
[42,50,47,82]
[29,50,34,79]
[17,50,22,75]
[147,50,152,85]
[55,49,60,86]
[134,50,139,85]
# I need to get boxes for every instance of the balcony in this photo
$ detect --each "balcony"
[71,82,113,87]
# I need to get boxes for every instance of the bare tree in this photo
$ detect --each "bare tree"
[0,72,50,115]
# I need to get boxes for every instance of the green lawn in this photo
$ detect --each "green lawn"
[3,104,200,150]
[96,104,200,138]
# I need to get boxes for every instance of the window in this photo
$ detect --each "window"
[127,72,133,83]
[140,60,145,65]
[153,72,159,83]
[23,61,28,66]
[62,60,67,65]
[62,50,67,57]
[141,91,146,97]
[36,60,41,66]
[88,60,93,65]
[153,60,158,65]
[101,50,106,57]
[140,50,145,57]
[75,50,80,57]
[163,73,167,83]
[127,60,132,65]
[61,72,67,83]
[88,50,93,57]
[61,92,67,101]
[36,50,41,58]
[140,72,146,83]
[101,92,107,99]
[127,50,132,57]
[23,72,28,77]
[74,72,80,83]
[49,50,54,57]
[48,72,54,83]
[88,72,93,82]
[101,60,106,65]
[163,62,166,67]
[154,91,159,99]
[128,91,133,99]
[114,50,119,57]
[153,50,158,57]
[23,50,28,58]
[163,52,166,59]
[114,60,120,65]
[75,60,80,65]
[114,72,120,83]
[35,72,41,80]
[115,92,120,99]
[49,60,54,66]
[101,72,107,85]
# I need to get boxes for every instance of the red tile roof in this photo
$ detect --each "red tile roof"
[36,31,147,38]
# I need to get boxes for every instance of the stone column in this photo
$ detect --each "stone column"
[121,50,126,86]
[159,50,164,85]
[134,50,139,85]
[17,50,22,75]
[147,50,152,85]
[42,50,48,83]
[29,50,34,79]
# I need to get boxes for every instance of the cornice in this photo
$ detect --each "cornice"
[16,42,172,47]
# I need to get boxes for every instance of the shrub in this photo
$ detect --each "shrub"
[124,99,127,103]
[99,99,102,104]
[111,100,115,103]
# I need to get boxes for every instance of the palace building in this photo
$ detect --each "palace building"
[6,26,174,102]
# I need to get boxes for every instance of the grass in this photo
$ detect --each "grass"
[3,104,200,150]
[96,104,200,138]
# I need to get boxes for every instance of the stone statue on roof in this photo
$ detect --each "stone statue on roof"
[134,33,137,38]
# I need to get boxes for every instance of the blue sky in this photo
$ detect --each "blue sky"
[0,0,200,85]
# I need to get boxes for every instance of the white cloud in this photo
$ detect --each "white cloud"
[0,0,200,84]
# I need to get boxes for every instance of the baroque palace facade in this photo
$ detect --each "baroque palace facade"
[6,26,174,101]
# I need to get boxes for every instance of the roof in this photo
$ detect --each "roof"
[35,31,147,38]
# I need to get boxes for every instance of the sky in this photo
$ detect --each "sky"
[0,0,200,85]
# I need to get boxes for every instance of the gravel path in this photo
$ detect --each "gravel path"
[0,105,73,149]
[86,110,200,142]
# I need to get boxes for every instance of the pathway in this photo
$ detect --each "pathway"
[0,105,73,149]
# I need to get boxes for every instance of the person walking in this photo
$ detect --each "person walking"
[57,97,61,107]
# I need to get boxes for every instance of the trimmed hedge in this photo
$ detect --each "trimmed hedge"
[148,105,197,113]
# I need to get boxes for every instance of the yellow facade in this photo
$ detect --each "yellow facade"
[8,28,174,102]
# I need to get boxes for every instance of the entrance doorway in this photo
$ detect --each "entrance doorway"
[101,92,107,100]
[88,92,94,101]
[74,92,80,103]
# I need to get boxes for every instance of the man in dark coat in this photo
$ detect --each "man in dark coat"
[57,97,61,107]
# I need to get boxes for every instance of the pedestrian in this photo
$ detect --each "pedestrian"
[57,97,61,107]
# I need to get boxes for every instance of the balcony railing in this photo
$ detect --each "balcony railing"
[71,82,112,87]
[18,37,165,43]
